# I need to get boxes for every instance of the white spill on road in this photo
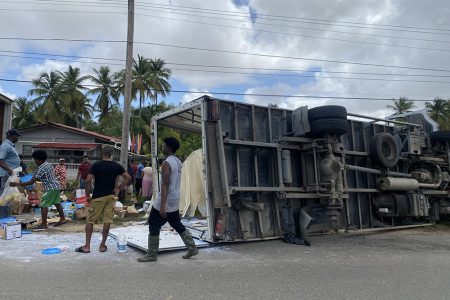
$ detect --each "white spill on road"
[109,225,210,252]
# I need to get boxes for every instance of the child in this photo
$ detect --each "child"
[11,150,66,230]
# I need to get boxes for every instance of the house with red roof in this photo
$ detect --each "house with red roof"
[16,122,124,163]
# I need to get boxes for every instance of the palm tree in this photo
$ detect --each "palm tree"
[12,97,36,128]
[88,66,120,121]
[29,71,68,123]
[425,98,450,130]
[131,102,175,154]
[147,58,171,106]
[132,55,153,113]
[386,97,416,115]
[115,56,172,111]
[58,66,92,128]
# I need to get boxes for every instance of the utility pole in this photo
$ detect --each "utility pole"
[120,0,134,168]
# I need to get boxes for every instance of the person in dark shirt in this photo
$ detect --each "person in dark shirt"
[76,145,130,254]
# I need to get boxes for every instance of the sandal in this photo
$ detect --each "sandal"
[99,245,108,253]
[32,225,48,231]
[53,221,67,227]
[75,246,90,253]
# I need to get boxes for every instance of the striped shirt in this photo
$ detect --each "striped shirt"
[35,162,60,191]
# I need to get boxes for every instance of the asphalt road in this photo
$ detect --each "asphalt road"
[1,227,450,300]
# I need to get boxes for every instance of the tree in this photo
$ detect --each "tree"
[58,66,92,128]
[131,102,175,154]
[88,66,120,121]
[115,56,172,112]
[84,105,123,138]
[147,58,171,106]
[386,97,416,115]
[132,55,153,114]
[425,98,450,130]
[12,97,36,128]
[29,71,68,123]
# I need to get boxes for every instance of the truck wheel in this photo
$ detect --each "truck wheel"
[308,118,350,137]
[308,105,347,121]
[370,132,399,168]
[429,131,450,143]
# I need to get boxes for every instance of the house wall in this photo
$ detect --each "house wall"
[16,127,108,163]
[0,93,13,139]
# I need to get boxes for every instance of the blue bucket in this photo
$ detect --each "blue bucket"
[20,174,35,191]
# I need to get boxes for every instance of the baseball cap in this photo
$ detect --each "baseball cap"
[102,144,114,154]
[6,128,21,136]
[59,158,65,161]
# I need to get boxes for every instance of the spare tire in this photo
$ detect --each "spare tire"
[429,131,450,143]
[370,132,399,168]
[308,105,347,121]
[308,118,350,137]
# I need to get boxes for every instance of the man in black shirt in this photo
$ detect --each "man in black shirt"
[76,145,131,253]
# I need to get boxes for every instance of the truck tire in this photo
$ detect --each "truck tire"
[429,131,450,143]
[308,118,350,137]
[370,132,399,168]
[308,105,347,121]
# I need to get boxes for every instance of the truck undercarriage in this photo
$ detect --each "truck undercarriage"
[150,96,450,245]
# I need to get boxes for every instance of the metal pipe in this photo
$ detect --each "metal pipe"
[347,112,421,128]
[378,177,419,191]
[345,164,413,178]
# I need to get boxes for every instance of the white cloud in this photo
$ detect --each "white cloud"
[181,89,213,104]
[0,86,16,100]
[0,0,448,116]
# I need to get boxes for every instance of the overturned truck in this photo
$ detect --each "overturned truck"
[151,96,450,245]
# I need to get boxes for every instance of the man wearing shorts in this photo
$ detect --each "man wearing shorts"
[76,145,130,253]
[12,150,66,230]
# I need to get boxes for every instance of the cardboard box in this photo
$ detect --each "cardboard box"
[125,205,139,217]
[0,222,22,240]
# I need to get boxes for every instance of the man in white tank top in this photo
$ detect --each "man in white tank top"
[138,137,198,262]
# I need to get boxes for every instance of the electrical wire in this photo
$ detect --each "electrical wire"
[3,53,450,84]
[0,77,443,102]
[1,37,449,73]
[5,49,450,78]
[4,0,450,37]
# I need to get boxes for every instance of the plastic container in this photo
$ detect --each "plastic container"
[117,232,127,253]
[0,216,16,223]
[20,174,35,191]
[41,248,62,255]
[74,203,85,209]
[61,201,74,210]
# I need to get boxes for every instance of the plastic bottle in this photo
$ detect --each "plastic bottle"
[117,231,127,253]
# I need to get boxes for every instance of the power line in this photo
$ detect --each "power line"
[4,6,450,52]
[14,0,448,35]
[133,13,450,53]
[5,0,450,37]
[134,41,450,73]
[4,2,450,53]
[135,9,450,45]
[1,37,450,73]
[4,50,450,83]
[136,0,450,33]
[0,77,443,102]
